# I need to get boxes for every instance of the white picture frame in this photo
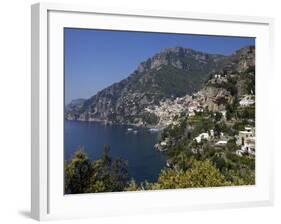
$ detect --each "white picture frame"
[31,2,275,221]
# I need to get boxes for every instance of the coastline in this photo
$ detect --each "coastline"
[65,117,167,130]
[64,119,167,184]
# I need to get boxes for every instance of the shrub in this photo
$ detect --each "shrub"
[65,146,129,194]
[157,160,230,189]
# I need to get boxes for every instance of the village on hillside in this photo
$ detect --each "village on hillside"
[146,69,255,161]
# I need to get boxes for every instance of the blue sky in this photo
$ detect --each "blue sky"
[64,28,255,104]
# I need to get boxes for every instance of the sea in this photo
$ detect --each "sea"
[64,120,167,183]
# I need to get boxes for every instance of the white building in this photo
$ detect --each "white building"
[239,95,255,107]
[236,126,255,145]
[236,126,255,156]
[194,132,209,143]
[215,140,227,146]
[214,74,221,79]
[240,137,255,155]
[188,111,196,117]
[236,150,243,157]
[188,101,203,114]
[221,110,227,119]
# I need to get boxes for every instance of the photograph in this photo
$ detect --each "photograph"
[64,28,256,194]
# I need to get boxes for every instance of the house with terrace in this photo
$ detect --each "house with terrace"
[236,126,255,156]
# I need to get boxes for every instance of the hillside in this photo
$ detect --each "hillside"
[65,45,256,192]
[154,45,255,179]
[65,46,254,126]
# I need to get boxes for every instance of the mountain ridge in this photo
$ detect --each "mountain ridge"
[65,45,255,126]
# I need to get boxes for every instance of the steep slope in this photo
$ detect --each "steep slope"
[65,46,250,125]
[174,45,256,114]
[65,99,86,120]
[153,46,256,174]
[195,45,255,111]
[143,45,255,128]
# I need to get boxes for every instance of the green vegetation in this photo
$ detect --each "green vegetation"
[237,106,255,120]
[141,112,160,125]
[225,97,239,120]
[65,143,254,194]
[151,65,203,97]
[65,146,128,194]
[132,64,209,100]
[243,66,255,94]
[65,46,256,193]
[65,63,256,193]
[158,143,254,188]
[155,93,255,188]
[157,160,230,189]
[126,160,233,190]
[64,149,93,194]
[206,76,238,96]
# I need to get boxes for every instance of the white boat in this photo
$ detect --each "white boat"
[127,128,133,131]
[149,128,159,132]
[133,130,138,134]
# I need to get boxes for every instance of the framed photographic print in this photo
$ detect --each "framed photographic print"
[31,2,274,221]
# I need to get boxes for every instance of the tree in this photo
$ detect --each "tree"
[223,169,255,186]
[225,98,239,120]
[65,145,129,194]
[212,155,226,171]
[214,112,222,122]
[226,110,232,121]
[125,179,140,191]
[92,145,128,192]
[157,160,230,189]
[65,148,92,194]
[101,144,111,165]
[214,124,221,137]
[110,158,129,191]
[226,138,238,151]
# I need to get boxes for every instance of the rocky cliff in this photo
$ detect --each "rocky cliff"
[65,46,255,126]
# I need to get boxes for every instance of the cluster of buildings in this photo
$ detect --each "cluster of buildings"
[145,82,255,158]
[144,92,210,128]
[208,73,228,84]
[194,132,210,143]
[193,130,226,145]
[187,100,204,116]
[144,95,193,127]
[192,125,255,158]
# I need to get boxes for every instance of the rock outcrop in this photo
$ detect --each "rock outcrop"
[65,45,255,126]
